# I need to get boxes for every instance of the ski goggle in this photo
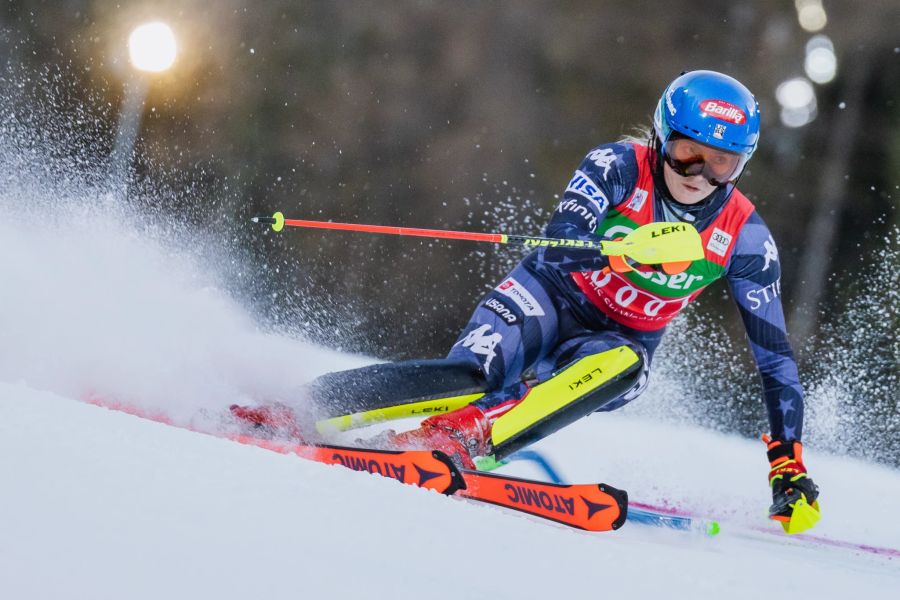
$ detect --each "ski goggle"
[662,136,749,187]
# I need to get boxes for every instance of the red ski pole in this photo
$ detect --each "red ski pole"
[251,211,703,267]
[252,211,603,250]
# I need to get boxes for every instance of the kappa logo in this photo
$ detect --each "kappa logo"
[497,277,545,316]
[626,188,648,212]
[586,148,616,180]
[455,324,503,375]
[700,99,746,125]
[706,227,733,257]
[762,235,779,271]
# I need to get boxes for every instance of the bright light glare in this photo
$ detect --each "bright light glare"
[795,0,827,32]
[128,22,177,73]
[805,47,837,84]
[780,106,816,128]
[776,78,815,109]
[776,77,817,128]
[806,34,834,54]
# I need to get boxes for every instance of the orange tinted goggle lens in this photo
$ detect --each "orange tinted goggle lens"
[664,138,743,184]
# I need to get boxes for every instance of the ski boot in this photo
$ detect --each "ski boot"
[380,405,493,469]
[230,403,305,441]
[763,434,820,534]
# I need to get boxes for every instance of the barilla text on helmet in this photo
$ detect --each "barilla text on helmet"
[699,100,746,125]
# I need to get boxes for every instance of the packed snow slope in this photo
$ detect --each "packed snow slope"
[2,382,899,600]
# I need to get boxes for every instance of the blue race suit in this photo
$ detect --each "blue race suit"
[447,142,804,441]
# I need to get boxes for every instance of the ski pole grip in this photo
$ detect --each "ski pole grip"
[252,212,285,232]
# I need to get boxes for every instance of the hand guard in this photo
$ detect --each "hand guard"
[608,253,692,275]
[763,434,821,534]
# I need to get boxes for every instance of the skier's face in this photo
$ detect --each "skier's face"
[662,160,717,205]
[663,136,745,186]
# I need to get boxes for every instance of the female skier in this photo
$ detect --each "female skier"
[234,70,818,525]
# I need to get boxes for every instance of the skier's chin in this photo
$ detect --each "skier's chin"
[671,178,714,204]
[662,163,715,204]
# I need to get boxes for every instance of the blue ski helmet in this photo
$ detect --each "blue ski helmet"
[653,70,760,182]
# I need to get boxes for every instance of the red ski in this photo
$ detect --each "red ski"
[229,435,465,495]
[457,468,627,531]
[86,397,628,531]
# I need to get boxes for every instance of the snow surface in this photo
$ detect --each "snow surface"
[2,380,899,600]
